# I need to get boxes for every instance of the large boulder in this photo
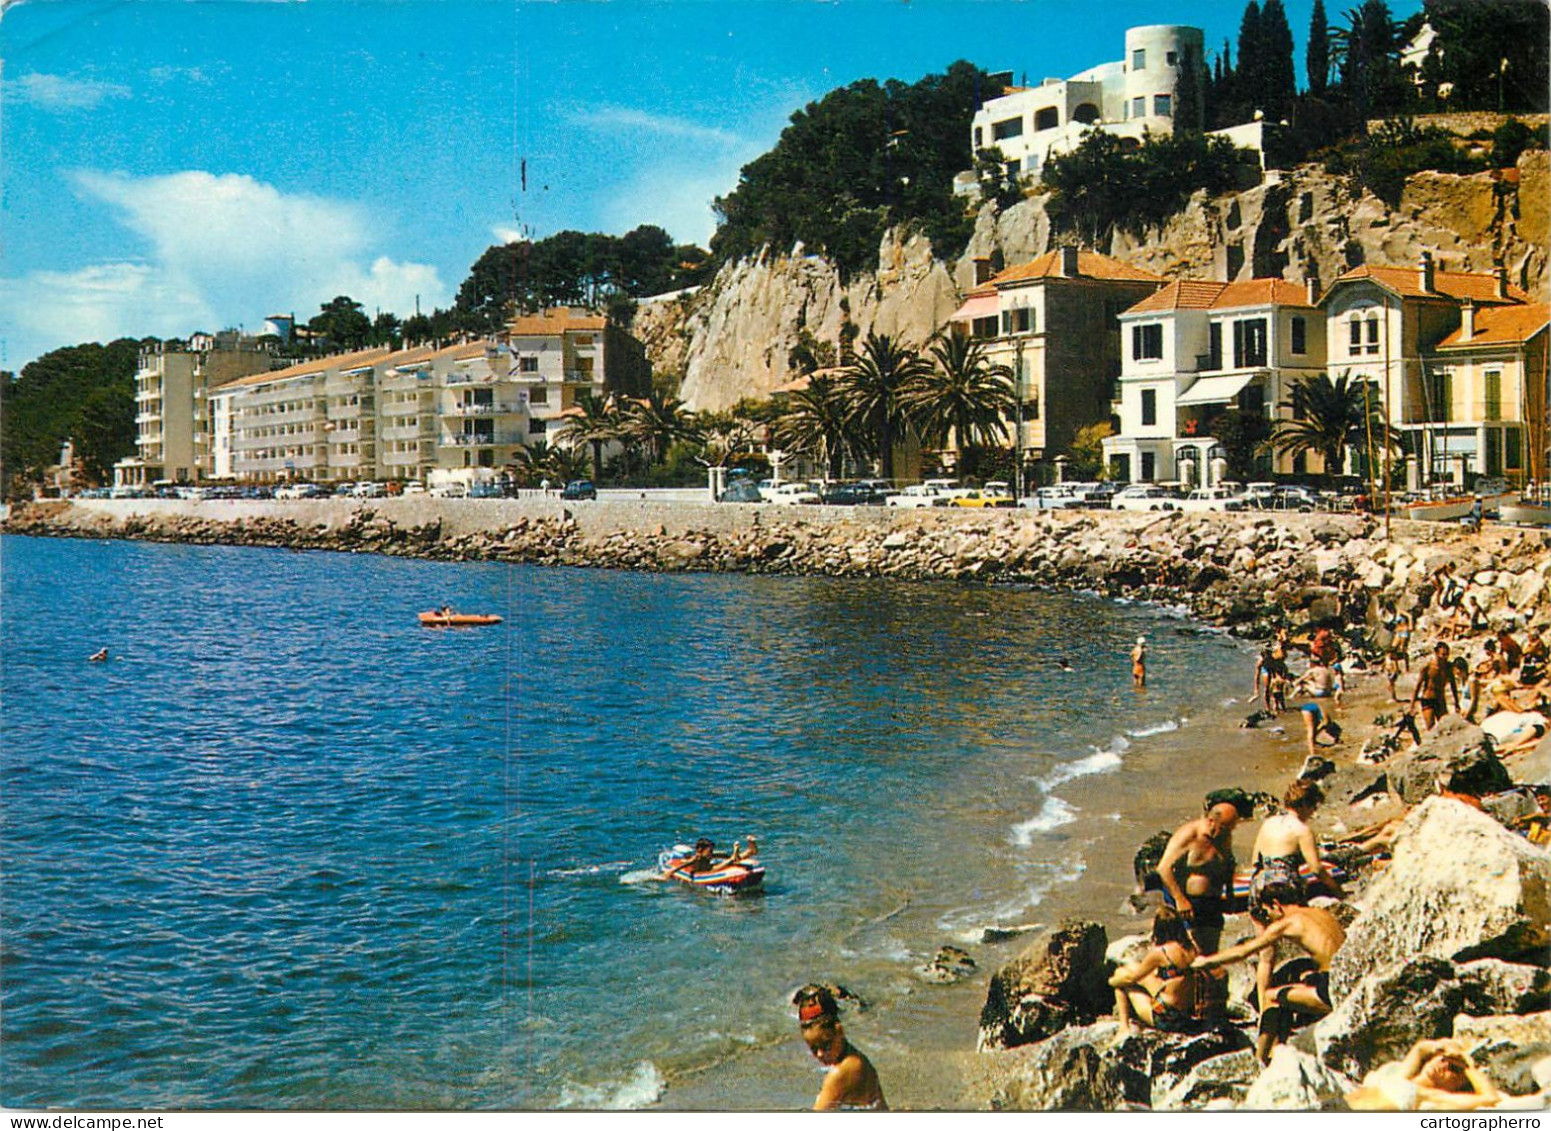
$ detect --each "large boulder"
[1455,1010,1551,1095]
[982,1022,1129,1111]
[1513,731,1551,787]
[979,919,1110,1050]
[1330,798,1551,1001]
[1112,1027,1253,1106]
[1153,1049,1260,1110]
[1241,1045,1355,1110]
[1316,956,1551,1079]
[1392,721,1510,803]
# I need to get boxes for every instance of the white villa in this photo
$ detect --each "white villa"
[1103,278,1323,486]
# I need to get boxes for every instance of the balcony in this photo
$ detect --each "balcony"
[562,368,600,385]
[442,431,525,447]
[381,422,435,441]
[445,401,524,416]
[445,366,503,386]
[380,372,435,393]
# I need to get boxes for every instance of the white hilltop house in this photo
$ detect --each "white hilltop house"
[957,24,1267,194]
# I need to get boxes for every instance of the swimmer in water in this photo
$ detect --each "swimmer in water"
[88,647,109,662]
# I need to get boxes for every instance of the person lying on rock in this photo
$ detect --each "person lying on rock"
[1346,1038,1506,1112]
[1192,881,1345,1064]
[1157,793,1249,954]
[1108,907,1201,1034]
[791,984,887,1111]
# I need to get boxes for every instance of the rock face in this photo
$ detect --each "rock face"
[1154,1050,1260,1111]
[1392,724,1513,803]
[1241,1045,1355,1111]
[982,1022,1128,1111]
[1315,956,1551,1079]
[1455,1010,1551,1095]
[641,147,1548,413]
[1330,798,1551,1002]
[979,919,1110,1051]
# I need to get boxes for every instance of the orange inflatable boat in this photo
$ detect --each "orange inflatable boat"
[418,611,503,628]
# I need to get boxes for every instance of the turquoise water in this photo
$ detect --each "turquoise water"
[0,534,1249,1109]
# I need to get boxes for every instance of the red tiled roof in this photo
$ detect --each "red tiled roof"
[1124,279,1225,313]
[990,250,1164,286]
[1435,303,1550,349]
[507,307,608,336]
[1214,278,1315,309]
[1329,264,1531,304]
[218,346,396,390]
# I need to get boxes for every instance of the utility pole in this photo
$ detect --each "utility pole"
[1013,338,1026,499]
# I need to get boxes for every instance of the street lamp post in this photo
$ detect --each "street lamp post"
[1013,339,1026,499]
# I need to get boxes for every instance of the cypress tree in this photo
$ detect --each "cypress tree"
[1174,43,1206,133]
[1260,0,1297,120]
[1307,0,1330,95]
[1237,1,1263,113]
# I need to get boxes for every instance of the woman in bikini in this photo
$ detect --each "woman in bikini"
[792,985,887,1111]
[1110,907,1200,1033]
[1249,780,1344,904]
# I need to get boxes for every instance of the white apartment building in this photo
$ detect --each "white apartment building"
[964,25,1206,187]
[114,337,276,487]
[1104,278,1324,485]
[206,309,651,483]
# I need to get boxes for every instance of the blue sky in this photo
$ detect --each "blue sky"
[1,0,1419,372]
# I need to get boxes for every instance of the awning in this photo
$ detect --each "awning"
[1176,373,1256,407]
[948,293,1000,323]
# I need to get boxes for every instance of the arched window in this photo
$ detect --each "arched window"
[1072,102,1100,124]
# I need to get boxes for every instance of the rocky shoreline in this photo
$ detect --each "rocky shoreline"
[7,498,1550,1111]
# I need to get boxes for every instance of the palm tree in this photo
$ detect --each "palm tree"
[1273,371,1391,483]
[839,331,932,482]
[626,389,698,466]
[775,372,855,480]
[905,334,1016,479]
[554,392,618,482]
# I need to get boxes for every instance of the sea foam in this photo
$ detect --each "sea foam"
[1037,742,1126,790]
[556,1061,666,1110]
[1010,796,1078,845]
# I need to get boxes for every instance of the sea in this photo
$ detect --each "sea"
[0,533,1287,1111]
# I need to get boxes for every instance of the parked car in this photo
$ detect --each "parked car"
[1178,486,1247,513]
[110,484,153,499]
[401,481,427,495]
[1024,483,1096,509]
[1111,484,1181,511]
[560,479,598,500]
[468,481,503,499]
[821,482,890,506]
[886,484,951,508]
[952,485,1016,508]
[718,479,764,503]
[429,482,468,499]
[765,482,822,505]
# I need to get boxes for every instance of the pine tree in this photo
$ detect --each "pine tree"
[1260,0,1297,121]
[1308,0,1330,95]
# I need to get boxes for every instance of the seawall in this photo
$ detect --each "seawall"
[8,498,1551,637]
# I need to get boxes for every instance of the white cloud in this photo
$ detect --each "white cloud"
[491,225,524,244]
[0,170,449,369]
[6,72,131,111]
[568,105,740,148]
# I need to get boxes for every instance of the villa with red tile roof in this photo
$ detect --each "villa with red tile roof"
[947,248,1163,482]
[1103,277,1324,486]
[1321,254,1544,489]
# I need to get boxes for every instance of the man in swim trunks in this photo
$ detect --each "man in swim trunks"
[792,984,887,1111]
[1298,700,1343,758]
[659,836,756,879]
[1157,793,1249,954]
[1193,881,1346,1063]
[1411,642,1461,730]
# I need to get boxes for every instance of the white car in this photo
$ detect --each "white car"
[1178,487,1246,513]
[1111,485,1181,511]
[886,484,950,508]
[764,482,822,505]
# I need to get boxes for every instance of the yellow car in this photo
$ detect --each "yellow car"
[951,488,1016,508]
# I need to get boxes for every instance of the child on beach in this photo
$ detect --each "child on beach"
[792,985,887,1111]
